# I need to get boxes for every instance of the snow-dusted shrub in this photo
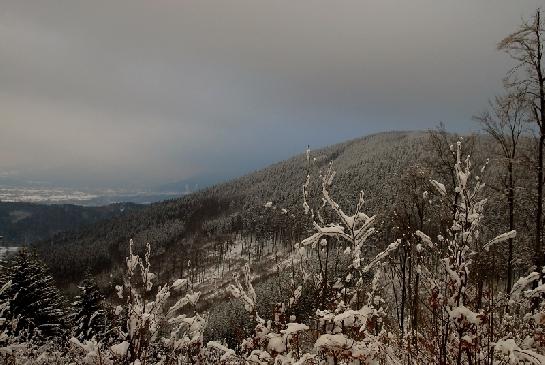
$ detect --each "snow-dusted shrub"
[109,239,207,364]
[489,269,545,364]
[66,239,210,364]
[223,263,313,364]
[406,141,545,365]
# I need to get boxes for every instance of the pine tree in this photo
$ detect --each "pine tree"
[71,274,107,341]
[0,249,67,341]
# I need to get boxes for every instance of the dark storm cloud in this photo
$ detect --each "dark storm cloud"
[0,0,542,187]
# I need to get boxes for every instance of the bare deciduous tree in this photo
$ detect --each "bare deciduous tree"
[499,9,545,265]
[474,88,526,292]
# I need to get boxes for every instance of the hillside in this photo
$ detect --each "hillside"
[0,201,143,244]
[21,129,542,356]
[34,131,528,293]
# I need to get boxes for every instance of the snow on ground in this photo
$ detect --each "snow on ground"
[0,246,20,259]
[192,236,295,303]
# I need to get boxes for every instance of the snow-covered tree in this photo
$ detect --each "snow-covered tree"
[225,263,310,364]
[107,239,207,364]
[71,274,108,342]
[0,249,68,341]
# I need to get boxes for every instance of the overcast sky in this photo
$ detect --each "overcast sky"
[0,1,542,189]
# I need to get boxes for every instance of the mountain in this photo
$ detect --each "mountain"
[157,172,231,194]
[33,131,521,291]
[0,202,143,244]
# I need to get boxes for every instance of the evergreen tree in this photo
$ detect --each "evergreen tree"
[71,274,107,341]
[0,249,67,341]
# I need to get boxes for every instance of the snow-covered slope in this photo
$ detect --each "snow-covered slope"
[33,131,491,288]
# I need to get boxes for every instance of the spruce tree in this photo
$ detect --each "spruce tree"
[71,274,106,341]
[0,249,67,341]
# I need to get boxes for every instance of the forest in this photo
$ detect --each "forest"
[0,202,142,244]
[0,7,544,365]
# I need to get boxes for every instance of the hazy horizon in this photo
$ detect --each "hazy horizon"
[2,1,543,189]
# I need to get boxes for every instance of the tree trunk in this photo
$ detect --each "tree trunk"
[507,160,515,293]
[536,8,544,266]
[537,133,544,266]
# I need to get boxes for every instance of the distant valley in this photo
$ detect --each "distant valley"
[0,186,185,206]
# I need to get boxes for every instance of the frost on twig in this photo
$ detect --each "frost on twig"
[109,239,206,364]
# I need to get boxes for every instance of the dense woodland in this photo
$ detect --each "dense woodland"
[0,202,142,244]
[0,8,545,365]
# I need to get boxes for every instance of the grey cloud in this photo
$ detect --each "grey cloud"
[0,0,542,188]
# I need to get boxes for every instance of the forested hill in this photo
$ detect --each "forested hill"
[0,202,142,244]
[34,131,522,289]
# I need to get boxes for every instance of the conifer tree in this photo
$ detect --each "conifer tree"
[0,249,67,341]
[71,274,107,342]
